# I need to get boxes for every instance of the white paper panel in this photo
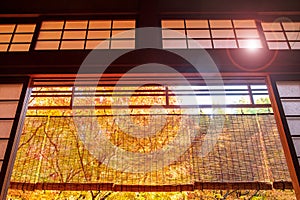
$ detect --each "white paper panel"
[0,84,22,100]
[0,120,13,138]
[293,138,300,156]
[0,140,8,159]
[286,118,300,136]
[277,81,300,97]
[0,101,18,118]
[282,99,300,115]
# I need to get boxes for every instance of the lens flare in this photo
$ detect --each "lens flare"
[241,39,262,50]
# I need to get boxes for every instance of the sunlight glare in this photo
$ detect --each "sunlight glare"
[243,39,262,50]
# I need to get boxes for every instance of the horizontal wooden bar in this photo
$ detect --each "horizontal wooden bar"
[30,93,268,98]
[9,182,114,191]
[31,88,268,93]
[0,50,299,74]
[9,181,286,191]
[273,181,294,190]
[27,104,272,110]
[194,182,273,190]
[25,113,275,117]
[280,97,300,100]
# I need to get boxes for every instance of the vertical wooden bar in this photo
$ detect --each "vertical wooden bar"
[136,0,161,49]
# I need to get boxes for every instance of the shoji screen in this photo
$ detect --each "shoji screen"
[270,75,300,197]
[0,77,29,198]
[276,81,300,167]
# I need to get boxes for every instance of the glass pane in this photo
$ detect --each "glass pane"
[112,20,135,29]
[87,30,110,39]
[264,32,286,40]
[213,40,237,48]
[0,34,12,42]
[261,22,282,31]
[235,29,259,38]
[85,40,110,49]
[290,42,300,49]
[12,34,33,42]
[0,44,8,51]
[286,32,300,41]
[277,81,300,97]
[63,31,86,39]
[211,30,235,38]
[170,95,249,105]
[224,85,247,90]
[233,20,256,28]
[188,39,212,48]
[0,140,8,159]
[251,85,267,89]
[210,20,232,28]
[0,120,14,138]
[73,96,110,106]
[38,31,62,40]
[282,22,300,31]
[0,84,22,100]
[186,30,210,38]
[0,101,18,118]
[60,40,85,49]
[162,39,187,49]
[30,97,71,107]
[110,39,135,49]
[267,42,289,49]
[238,39,262,48]
[0,24,15,33]
[251,85,268,94]
[226,95,251,104]
[282,99,300,115]
[169,95,202,105]
[286,117,300,136]
[32,87,72,94]
[162,29,186,38]
[185,20,208,28]
[161,20,184,28]
[253,95,270,104]
[41,21,64,30]
[35,41,60,50]
[111,30,135,38]
[89,20,111,29]
[65,21,88,29]
[16,24,35,33]
[9,44,30,51]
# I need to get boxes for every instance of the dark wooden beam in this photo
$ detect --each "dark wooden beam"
[0,49,299,74]
[0,0,138,15]
[0,0,299,15]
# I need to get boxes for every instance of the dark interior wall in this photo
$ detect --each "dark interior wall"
[0,0,139,14]
[0,0,299,14]
[159,0,300,13]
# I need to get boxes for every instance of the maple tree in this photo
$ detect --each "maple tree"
[7,85,296,199]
